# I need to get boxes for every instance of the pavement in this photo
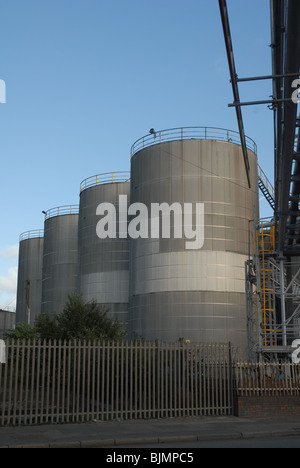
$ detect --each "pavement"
[1,415,300,448]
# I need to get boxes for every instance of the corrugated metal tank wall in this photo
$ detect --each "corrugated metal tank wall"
[129,128,259,355]
[0,310,16,338]
[41,206,79,316]
[16,230,44,324]
[78,173,130,325]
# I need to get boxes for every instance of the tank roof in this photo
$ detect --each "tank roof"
[80,171,130,193]
[43,205,79,220]
[130,126,257,158]
[19,229,44,242]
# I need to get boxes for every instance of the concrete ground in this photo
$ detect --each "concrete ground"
[1,415,300,448]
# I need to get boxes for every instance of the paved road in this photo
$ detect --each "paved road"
[114,435,300,449]
[2,416,300,448]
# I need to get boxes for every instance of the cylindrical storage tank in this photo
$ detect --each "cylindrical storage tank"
[78,172,130,326]
[41,205,79,316]
[0,309,16,338]
[16,230,44,324]
[129,127,259,357]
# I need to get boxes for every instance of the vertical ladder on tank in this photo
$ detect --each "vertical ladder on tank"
[255,221,277,347]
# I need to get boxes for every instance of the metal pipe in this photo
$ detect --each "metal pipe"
[229,98,294,107]
[276,0,300,251]
[218,0,251,188]
[235,72,300,82]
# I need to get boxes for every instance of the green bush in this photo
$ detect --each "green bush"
[6,292,127,342]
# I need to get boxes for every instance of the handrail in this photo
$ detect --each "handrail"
[80,171,130,193]
[130,126,257,158]
[19,229,44,241]
[257,165,275,201]
[44,205,79,220]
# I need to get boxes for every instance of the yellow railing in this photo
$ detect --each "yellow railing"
[19,230,44,241]
[80,172,130,193]
[255,221,277,347]
[44,205,79,220]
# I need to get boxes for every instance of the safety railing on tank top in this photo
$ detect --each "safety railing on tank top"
[130,126,257,158]
[80,171,131,193]
[19,229,44,241]
[43,205,79,220]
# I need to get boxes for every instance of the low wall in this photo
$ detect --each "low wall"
[234,396,300,418]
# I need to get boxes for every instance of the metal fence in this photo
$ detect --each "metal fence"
[2,340,299,426]
[234,361,300,396]
[0,340,233,426]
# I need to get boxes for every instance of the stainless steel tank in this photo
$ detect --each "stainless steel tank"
[41,206,79,316]
[78,172,130,326]
[129,127,259,356]
[0,310,16,338]
[16,230,44,324]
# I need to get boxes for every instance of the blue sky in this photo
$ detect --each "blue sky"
[0,0,274,310]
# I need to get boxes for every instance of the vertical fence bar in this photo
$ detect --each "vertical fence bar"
[51,340,56,423]
[116,341,120,419]
[124,341,128,420]
[29,340,36,424]
[134,341,137,419]
[110,341,114,420]
[160,343,164,418]
[7,340,14,425]
[76,340,81,422]
[34,340,41,424]
[40,339,46,424]
[3,341,9,425]
[101,341,105,420]
[194,345,198,416]
[105,342,110,420]
[152,342,156,418]
[198,345,203,416]
[138,342,142,419]
[56,340,62,423]
[143,342,147,419]
[12,339,20,425]
[17,340,25,425]
[81,340,86,422]
[88,340,92,421]
[95,341,100,420]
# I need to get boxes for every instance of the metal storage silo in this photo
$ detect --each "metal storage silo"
[41,206,79,316]
[78,172,130,325]
[129,127,259,356]
[0,309,16,338]
[16,230,44,324]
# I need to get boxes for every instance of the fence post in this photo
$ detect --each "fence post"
[228,342,234,415]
